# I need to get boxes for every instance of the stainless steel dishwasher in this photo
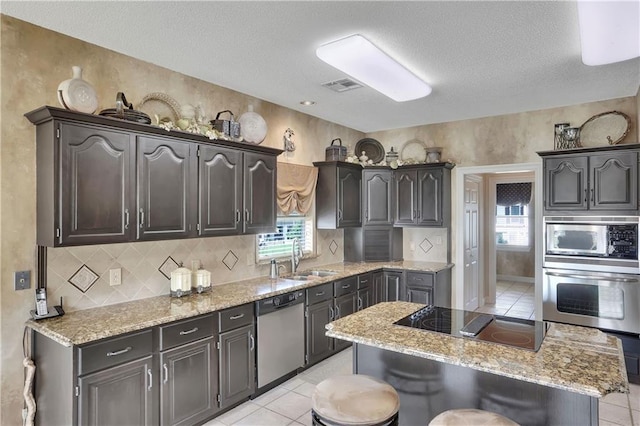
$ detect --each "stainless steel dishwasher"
[256,290,305,388]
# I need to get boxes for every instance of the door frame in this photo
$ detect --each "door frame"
[453,162,543,319]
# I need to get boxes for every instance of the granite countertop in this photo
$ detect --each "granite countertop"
[325,301,629,398]
[25,261,452,347]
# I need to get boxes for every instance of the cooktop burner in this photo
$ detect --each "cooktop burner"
[394,306,548,351]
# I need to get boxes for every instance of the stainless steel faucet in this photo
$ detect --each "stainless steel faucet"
[291,238,303,274]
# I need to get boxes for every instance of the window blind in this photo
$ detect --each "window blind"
[257,215,313,260]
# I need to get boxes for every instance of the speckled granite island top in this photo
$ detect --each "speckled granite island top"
[25,261,451,347]
[325,301,629,398]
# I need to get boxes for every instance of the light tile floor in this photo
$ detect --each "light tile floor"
[205,283,639,426]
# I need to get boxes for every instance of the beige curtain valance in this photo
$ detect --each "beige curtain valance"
[277,162,318,215]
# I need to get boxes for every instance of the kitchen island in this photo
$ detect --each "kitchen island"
[326,302,629,426]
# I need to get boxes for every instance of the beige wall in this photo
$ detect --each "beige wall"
[0,16,363,424]
[1,15,639,425]
[496,251,535,280]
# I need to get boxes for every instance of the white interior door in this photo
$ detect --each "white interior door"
[463,175,481,311]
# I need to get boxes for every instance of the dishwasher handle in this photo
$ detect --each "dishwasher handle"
[256,291,305,315]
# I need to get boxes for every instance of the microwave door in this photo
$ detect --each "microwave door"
[546,224,608,256]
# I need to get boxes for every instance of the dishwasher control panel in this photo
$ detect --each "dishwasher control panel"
[256,291,304,315]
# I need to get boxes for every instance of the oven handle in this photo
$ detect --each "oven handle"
[545,271,639,283]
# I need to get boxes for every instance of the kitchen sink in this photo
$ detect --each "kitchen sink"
[283,270,338,281]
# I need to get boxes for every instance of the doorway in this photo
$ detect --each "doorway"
[453,162,543,319]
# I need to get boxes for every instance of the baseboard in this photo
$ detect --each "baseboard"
[497,274,534,284]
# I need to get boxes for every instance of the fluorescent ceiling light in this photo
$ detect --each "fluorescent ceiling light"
[577,0,640,66]
[316,34,432,102]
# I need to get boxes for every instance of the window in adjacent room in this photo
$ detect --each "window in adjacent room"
[495,182,532,249]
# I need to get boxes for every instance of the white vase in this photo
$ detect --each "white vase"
[57,66,98,114]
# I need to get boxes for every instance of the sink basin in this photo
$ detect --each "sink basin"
[283,270,338,281]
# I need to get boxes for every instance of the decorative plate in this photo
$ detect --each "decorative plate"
[138,92,182,124]
[58,79,98,114]
[579,111,631,147]
[400,139,427,162]
[238,107,268,144]
[355,138,385,163]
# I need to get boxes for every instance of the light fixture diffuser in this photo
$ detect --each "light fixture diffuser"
[577,0,640,66]
[316,34,432,102]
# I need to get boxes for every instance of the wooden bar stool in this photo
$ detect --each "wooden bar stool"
[311,375,400,426]
[429,408,520,425]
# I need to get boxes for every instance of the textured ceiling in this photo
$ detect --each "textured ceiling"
[2,1,639,132]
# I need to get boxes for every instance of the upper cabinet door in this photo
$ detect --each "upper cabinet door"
[199,145,243,236]
[243,152,277,234]
[137,136,197,240]
[417,168,443,226]
[589,152,638,211]
[544,156,589,211]
[338,167,362,227]
[362,170,393,226]
[394,170,417,225]
[60,122,134,245]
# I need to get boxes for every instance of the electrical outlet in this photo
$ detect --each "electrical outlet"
[109,268,122,286]
[435,236,443,245]
[409,242,415,251]
[14,270,31,290]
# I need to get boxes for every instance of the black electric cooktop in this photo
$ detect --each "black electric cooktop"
[394,305,548,352]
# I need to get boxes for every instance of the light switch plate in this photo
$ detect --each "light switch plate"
[15,270,31,290]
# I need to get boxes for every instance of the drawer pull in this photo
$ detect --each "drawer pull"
[106,346,132,357]
[341,284,350,289]
[179,327,199,335]
[229,313,245,320]
[315,291,325,296]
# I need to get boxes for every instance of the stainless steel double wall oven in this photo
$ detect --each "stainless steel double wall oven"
[543,216,640,335]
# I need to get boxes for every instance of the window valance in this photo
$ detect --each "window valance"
[496,182,532,206]
[277,162,318,215]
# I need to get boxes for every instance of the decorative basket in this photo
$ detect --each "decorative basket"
[326,138,347,161]
[210,110,241,139]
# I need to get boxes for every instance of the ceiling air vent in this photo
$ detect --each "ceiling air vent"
[321,78,363,92]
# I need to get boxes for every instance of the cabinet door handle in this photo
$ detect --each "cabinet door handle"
[335,305,340,318]
[106,346,132,357]
[337,209,343,220]
[163,363,169,384]
[124,209,130,230]
[357,297,363,310]
[417,209,421,219]
[244,209,250,223]
[147,369,153,391]
[235,210,241,223]
[249,334,255,351]
[229,313,245,320]
[139,208,145,228]
[179,327,199,335]
[329,306,334,320]
[413,209,416,220]
[590,188,594,203]
[365,210,368,220]
[584,189,588,203]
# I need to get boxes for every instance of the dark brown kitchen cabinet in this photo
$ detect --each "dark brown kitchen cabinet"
[333,277,357,351]
[357,273,374,311]
[404,270,452,307]
[78,356,156,426]
[306,282,334,365]
[218,305,255,410]
[540,145,640,214]
[314,161,362,229]
[362,169,394,226]
[137,136,197,240]
[26,106,282,246]
[384,271,404,302]
[159,314,218,426]
[41,121,136,246]
[199,147,276,236]
[394,164,453,227]
[372,271,385,305]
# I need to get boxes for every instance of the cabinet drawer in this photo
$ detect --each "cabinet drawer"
[159,314,216,351]
[78,329,153,376]
[334,276,358,297]
[406,272,434,287]
[219,304,254,332]
[307,282,333,305]
[357,273,373,289]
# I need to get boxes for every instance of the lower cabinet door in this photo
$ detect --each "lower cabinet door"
[406,285,434,305]
[160,337,218,426]
[334,293,357,351]
[78,355,156,426]
[357,286,372,311]
[306,300,334,365]
[384,272,403,302]
[219,325,255,409]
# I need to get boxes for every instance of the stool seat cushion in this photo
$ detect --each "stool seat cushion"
[429,409,519,426]
[312,375,400,425]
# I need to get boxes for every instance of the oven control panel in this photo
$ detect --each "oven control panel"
[608,224,638,259]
